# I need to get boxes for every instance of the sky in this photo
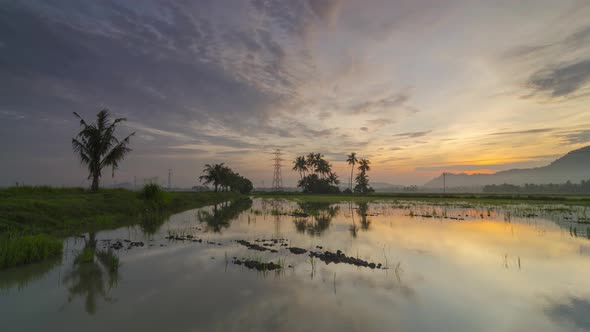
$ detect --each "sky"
[1,0,590,188]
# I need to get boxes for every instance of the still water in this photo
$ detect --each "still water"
[1,198,590,332]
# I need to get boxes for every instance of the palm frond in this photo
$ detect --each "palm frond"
[99,132,135,176]
[72,138,91,165]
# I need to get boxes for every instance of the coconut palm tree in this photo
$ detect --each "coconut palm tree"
[353,158,374,193]
[316,159,331,179]
[72,110,135,191]
[358,158,371,173]
[346,152,358,191]
[217,165,233,191]
[306,153,318,171]
[199,163,226,192]
[292,156,308,180]
[327,172,340,185]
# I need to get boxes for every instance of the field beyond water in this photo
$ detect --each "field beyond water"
[254,191,590,206]
[0,187,241,269]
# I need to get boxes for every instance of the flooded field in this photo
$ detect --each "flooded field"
[1,198,590,332]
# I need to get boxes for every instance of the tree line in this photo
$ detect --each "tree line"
[292,152,374,194]
[198,163,253,194]
[72,109,252,193]
[483,180,590,194]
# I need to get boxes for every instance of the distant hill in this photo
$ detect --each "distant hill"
[424,146,590,188]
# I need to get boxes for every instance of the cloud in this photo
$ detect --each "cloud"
[501,15,590,99]
[555,130,590,145]
[307,0,343,24]
[351,91,413,115]
[528,59,590,97]
[318,111,332,120]
[380,156,411,163]
[564,24,590,46]
[365,118,395,130]
[393,130,432,139]
[501,44,553,60]
[488,128,555,136]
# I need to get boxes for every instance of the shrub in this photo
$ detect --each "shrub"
[139,184,170,209]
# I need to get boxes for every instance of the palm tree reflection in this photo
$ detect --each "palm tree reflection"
[357,202,371,231]
[292,202,339,236]
[62,233,120,315]
[197,198,253,233]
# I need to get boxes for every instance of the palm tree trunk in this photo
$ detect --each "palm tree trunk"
[88,232,97,249]
[350,166,353,191]
[91,174,100,192]
[214,184,218,192]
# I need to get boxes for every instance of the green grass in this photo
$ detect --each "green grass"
[254,192,590,206]
[0,186,242,269]
[0,186,241,237]
[74,247,95,264]
[0,234,63,269]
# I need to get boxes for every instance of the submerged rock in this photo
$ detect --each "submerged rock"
[289,247,308,255]
[109,241,124,250]
[309,250,382,269]
[233,259,282,271]
[236,240,278,253]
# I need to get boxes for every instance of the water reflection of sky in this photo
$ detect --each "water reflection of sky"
[1,198,590,332]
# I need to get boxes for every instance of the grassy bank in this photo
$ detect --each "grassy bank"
[253,191,590,206]
[0,186,241,269]
[0,186,241,236]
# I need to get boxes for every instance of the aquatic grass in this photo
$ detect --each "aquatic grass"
[333,272,337,294]
[74,247,95,264]
[0,233,63,269]
[382,248,389,270]
[276,257,285,269]
[96,250,120,273]
[307,255,317,277]
[394,262,403,284]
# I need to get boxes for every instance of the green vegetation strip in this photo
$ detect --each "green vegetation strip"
[254,192,590,206]
[0,186,241,269]
[0,234,63,269]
